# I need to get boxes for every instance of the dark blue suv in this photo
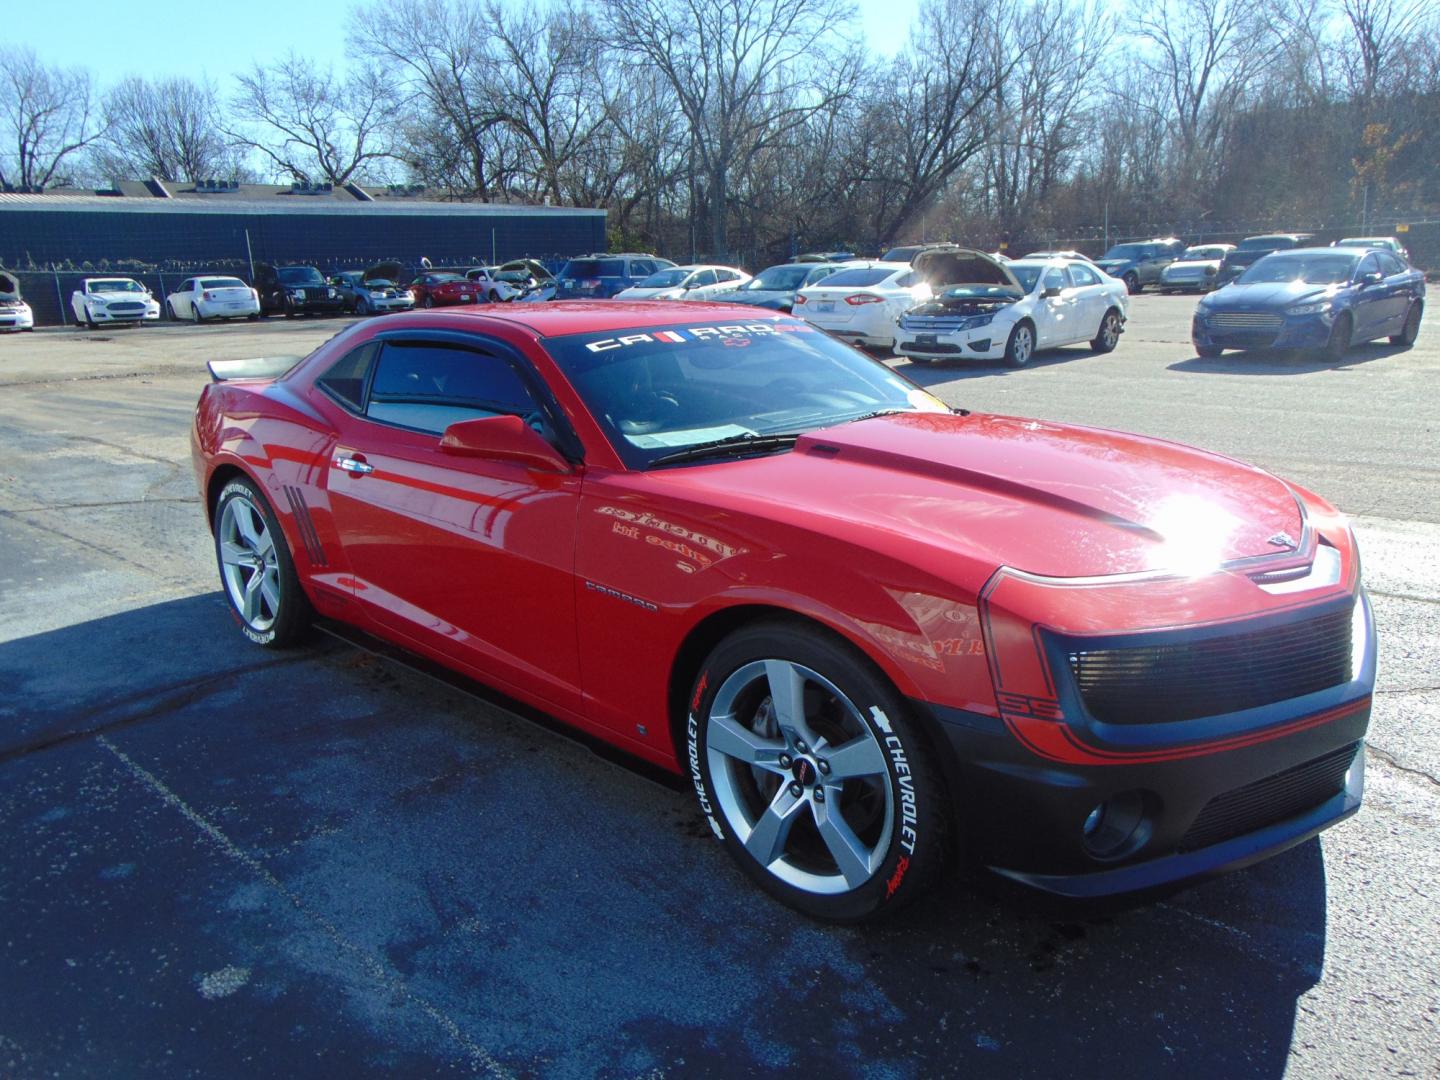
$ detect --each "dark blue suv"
[554,254,676,299]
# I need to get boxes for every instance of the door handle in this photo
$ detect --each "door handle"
[334,454,374,476]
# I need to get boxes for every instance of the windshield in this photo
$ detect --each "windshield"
[91,279,145,293]
[1339,238,1390,249]
[1181,247,1226,260]
[545,318,947,469]
[1238,254,1358,286]
[277,267,324,285]
[636,269,690,288]
[882,246,922,262]
[430,273,465,283]
[1238,237,1286,251]
[365,279,397,287]
[200,278,246,289]
[1101,245,1145,260]
[740,265,812,291]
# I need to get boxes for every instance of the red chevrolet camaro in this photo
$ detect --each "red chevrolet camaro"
[192,302,1373,921]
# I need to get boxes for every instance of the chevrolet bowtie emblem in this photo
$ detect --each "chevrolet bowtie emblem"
[1267,532,1297,548]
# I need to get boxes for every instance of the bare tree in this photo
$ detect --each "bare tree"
[94,76,233,182]
[229,54,392,184]
[603,0,862,258]
[1340,0,1429,101]
[0,47,104,190]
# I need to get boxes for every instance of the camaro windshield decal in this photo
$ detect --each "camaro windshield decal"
[584,322,813,353]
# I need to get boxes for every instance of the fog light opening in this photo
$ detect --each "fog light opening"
[1081,790,1152,860]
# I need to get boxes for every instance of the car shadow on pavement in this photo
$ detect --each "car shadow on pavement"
[895,349,1097,385]
[0,594,1328,1078]
[1169,342,1414,375]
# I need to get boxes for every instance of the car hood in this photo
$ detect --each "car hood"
[366,261,405,282]
[913,248,1020,290]
[499,258,554,282]
[665,412,1305,580]
[0,271,20,300]
[87,288,154,301]
[1204,281,1339,308]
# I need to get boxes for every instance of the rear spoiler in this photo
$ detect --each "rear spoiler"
[207,355,303,383]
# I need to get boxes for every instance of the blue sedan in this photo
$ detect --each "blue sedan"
[1192,246,1424,360]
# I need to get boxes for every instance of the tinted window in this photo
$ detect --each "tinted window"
[277,268,324,285]
[741,266,810,291]
[317,342,379,411]
[1374,251,1404,275]
[366,342,539,434]
[1069,263,1101,286]
[1357,254,1380,279]
[816,268,892,287]
[1102,244,1145,260]
[717,269,743,282]
[630,260,656,277]
[1238,253,1358,285]
[566,259,626,277]
[691,269,719,287]
[638,269,689,288]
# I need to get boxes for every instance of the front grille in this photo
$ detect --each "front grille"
[1179,742,1358,851]
[109,301,145,313]
[900,314,989,332]
[1209,312,1285,332]
[901,340,961,354]
[1165,268,1205,280]
[1065,604,1354,725]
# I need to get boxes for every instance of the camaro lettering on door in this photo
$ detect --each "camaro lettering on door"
[871,706,918,855]
[584,323,805,353]
[583,580,658,611]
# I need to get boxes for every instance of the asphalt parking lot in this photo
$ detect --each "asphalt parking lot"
[1,297,1437,1078]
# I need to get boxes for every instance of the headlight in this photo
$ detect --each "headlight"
[289,289,305,299]
[1286,300,1331,316]
[327,288,338,298]
[958,314,995,330]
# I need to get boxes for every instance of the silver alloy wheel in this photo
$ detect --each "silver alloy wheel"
[1011,324,1034,365]
[1101,312,1120,349]
[706,659,895,895]
[218,494,281,631]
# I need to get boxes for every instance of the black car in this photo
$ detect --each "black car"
[1214,234,1315,288]
[254,264,347,317]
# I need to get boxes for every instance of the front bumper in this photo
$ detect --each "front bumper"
[88,306,160,323]
[895,322,1006,360]
[0,305,34,330]
[1193,309,1336,351]
[910,592,1375,897]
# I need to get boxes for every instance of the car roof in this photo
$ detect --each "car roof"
[1283,246,1368,256]
[382,300,798,338]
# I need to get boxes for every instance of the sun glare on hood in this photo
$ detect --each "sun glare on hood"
[1148,495,1241,576]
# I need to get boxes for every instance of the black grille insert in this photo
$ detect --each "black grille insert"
[1179,742,1359,851]
[1066,605,1354,725]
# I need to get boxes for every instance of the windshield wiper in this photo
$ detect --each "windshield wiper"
[648,432,801,468]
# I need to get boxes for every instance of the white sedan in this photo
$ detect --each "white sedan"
[895,251,1128,366]
[70,278,162,328]
[0,271,34,332]
[792,262,930,348]
[615,264,752,300]
[165,276,261,322]
[464,267,519,302]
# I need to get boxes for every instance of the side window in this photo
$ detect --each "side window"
[180,279,194,292]
[692,269,719,287]
[1375,251,1403,275]
[1069,263,1100,287]
[1042,267,1070,291]
[717,269,741,282]
[365,341,540,435]
[1357,254,1380,280]
[630,260,655,277]
[317,342,379,412]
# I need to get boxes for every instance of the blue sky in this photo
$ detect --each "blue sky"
[10,0,922,87]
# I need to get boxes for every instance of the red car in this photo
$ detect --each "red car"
[192,302,1373,921]
[407,272,479,309]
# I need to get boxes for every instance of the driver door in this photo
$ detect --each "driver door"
[318,332,584,714]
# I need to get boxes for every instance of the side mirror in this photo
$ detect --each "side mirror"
[1042,286,1062,298]
[1359,271,1383,287]
[439,414,570,473]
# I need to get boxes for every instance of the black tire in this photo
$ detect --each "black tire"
[1090,307,1122,353]
[422,295,435,309]
[212,476,312,648]
[356,295,371,316]
[1123,271,1140,295]
[1318,312,1352,362]
[687,621,952,922]
[165,302,177,321]
[1003,320,1035,367]
[1196,343,1224,359]
[193,302,205,324]
[1390,300,1422,345]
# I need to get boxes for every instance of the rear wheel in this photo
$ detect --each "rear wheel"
[213,477,311,648]
[1090,308,1122,353]
[687,622,951,921]
[165,302,177,321]
[1390,300,1422,345]
[1003,321,1035,367]
[1123,271,1140,294]
[422,295,435,309]
[193,302,205,323]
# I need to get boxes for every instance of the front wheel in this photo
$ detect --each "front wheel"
[1390,300,1422,345]
[422,295,435,309]
[1123,271,1140,295]
[1196,343,1224,359]
[1003,321,1035,367]
[687,622,951,921]
[1318,312,1352,362]
[1090,308,1122,353]
[213,477,311,647]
